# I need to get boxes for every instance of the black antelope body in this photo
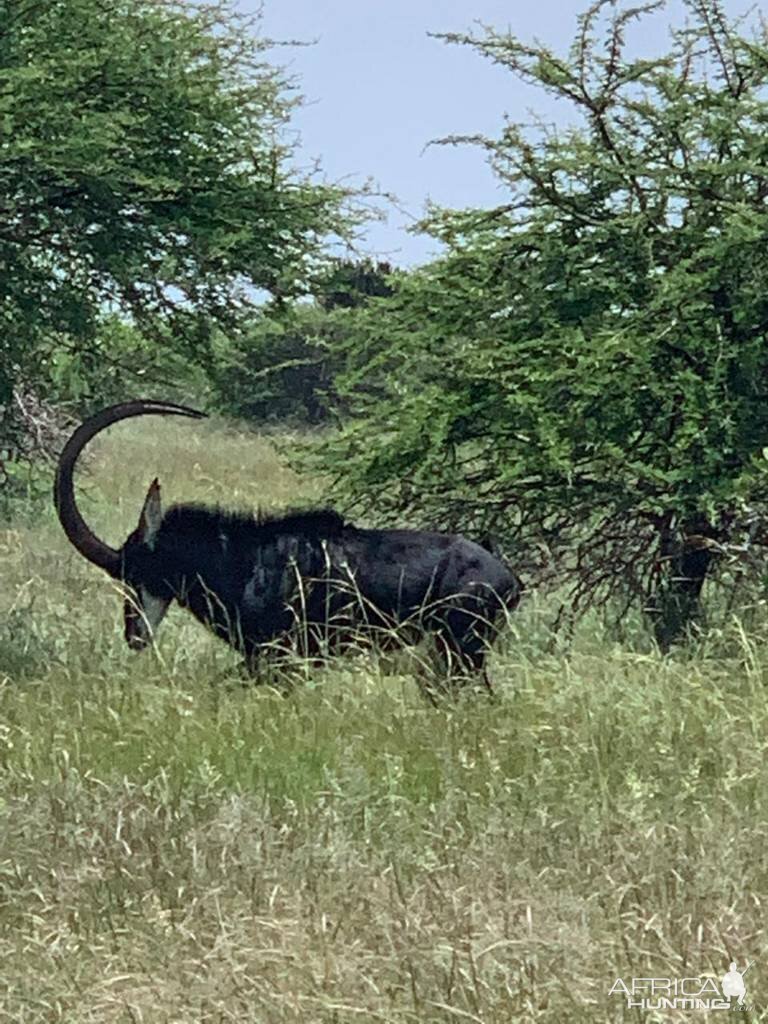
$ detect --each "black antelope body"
[54,401,521,689]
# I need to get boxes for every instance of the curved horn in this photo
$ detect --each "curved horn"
[54,399,207,577]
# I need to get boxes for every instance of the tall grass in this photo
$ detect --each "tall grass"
[1,416,767,1022]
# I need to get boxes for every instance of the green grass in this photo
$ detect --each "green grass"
[2,416,768,1022]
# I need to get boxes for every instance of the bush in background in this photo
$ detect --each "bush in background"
[210,261,395,425]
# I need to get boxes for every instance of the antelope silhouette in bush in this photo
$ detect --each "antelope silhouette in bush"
[55,401,521,691]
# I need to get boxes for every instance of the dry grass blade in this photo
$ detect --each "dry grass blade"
[1,418,767,1021]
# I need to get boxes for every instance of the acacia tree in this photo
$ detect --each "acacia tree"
[0,0,344,445]
[320,0,768,646]
[210,260,396,424]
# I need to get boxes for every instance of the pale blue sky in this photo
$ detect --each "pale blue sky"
[246,1,749,266]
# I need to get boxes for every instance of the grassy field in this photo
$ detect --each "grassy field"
[2,416,768,1022]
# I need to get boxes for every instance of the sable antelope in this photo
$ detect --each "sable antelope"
[54,401,521,689]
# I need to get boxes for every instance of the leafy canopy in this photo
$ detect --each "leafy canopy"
[210,260,396,425]
[0,0,345,412]
[318,0,768,629]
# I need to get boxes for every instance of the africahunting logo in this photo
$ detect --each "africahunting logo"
[608,960,755,1012]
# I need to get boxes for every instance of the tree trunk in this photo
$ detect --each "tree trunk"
[651,519,718,651]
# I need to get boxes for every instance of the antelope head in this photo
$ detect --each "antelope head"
[54,400,207,650]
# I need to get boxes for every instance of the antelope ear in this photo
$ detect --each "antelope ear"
[137,478,163,545]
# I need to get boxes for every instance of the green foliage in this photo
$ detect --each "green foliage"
[317,0,768,641]
[210,306,343,425]
[211,261,396,424]
[46,318,209,413]
[0,0,346,426]
[0,454,50,522]
[315,258,395,310]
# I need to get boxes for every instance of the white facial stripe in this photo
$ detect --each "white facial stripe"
[138,588,170,635]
